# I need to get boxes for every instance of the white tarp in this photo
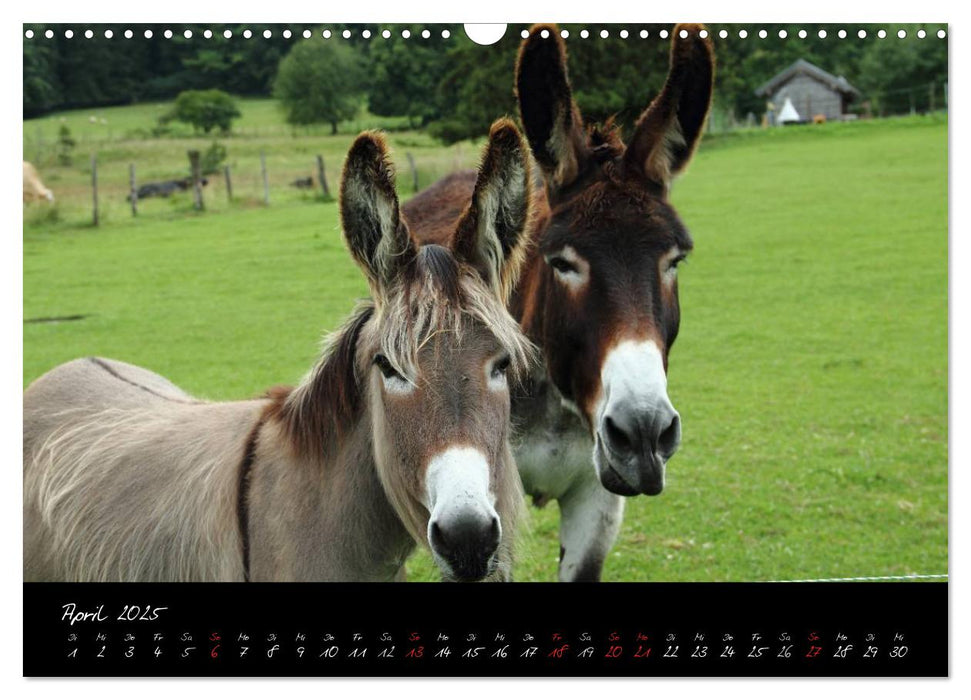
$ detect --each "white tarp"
[778,96,801,124]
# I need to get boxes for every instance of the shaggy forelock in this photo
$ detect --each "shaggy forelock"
[373,245,535,383]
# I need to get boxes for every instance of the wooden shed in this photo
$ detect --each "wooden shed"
[755,59,860,125]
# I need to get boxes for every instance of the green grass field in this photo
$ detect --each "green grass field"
[23,107,948,582]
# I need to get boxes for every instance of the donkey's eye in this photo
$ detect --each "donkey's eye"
[669,254,687,270]
[373,354,402,380]
[491,354,512,380]
[548,256,578,275]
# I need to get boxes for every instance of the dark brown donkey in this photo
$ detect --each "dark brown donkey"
[404,25,714,580]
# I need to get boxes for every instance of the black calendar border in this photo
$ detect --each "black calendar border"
[23,581,948,677]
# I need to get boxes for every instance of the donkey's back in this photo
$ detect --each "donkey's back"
[24,357,266,582]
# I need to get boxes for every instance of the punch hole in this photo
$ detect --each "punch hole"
[778,30,787,39]
[738,29,747,39]
[243,29,252,39]
[818,29,827,39]
[283,29,292,39]
[659,29,669,39]
[620,29,629,39]
[580,29,589,39]
[65,29,74,39]
[640,30,649,39]
[758,29,767,39]
[124,30,133,39]
[45,29,54,38]
[938,29,946,38]
[323,29,332,39]
[540,29,550,39]
[104,30,113,39]
[897,29,907,38]
[838,29,847,39]
[463,24,507,46]
[520,29,528,39]
[858,30,867,39]
[204,30,212,39]
[343,29,352,39]
[303,29,311,39]
[561,29,571,39]
[223,30,232,39]
[84,30,93,39]
[699,29,708,39]
[164,30,173,39]
[600,29,609,39]
[24,29,33,39]
[184,30,192,39]
[441,29,451,39]
[421,30,430,39]
[917,29,926,39]
[363,30,372,39]
[878,29,886,39]
[679,29,687,39]
[798,29,807,39]
[264,30,273,39]
[401,29,410,39]
[718,29,728,39]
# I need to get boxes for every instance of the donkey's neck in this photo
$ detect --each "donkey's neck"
[249,306,415,581]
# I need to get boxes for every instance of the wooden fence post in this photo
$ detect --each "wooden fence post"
[224,164,233,202]
[188,150,204,211]
[260,150,270,205]
[405,152,419,193]
[316,154,330,199]
[91,154,99,227]
[129,163,138,217]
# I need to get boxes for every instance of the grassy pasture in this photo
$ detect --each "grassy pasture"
[23,110,948,582]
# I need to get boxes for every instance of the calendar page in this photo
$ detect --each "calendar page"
[21,21,948,678]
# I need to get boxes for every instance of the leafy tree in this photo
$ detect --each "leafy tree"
[56,125,75,166]
[161,89,241,134]
[273,40,367,134]
[368,26,450,127]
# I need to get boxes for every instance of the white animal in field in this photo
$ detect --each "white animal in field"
[23,161,54,203]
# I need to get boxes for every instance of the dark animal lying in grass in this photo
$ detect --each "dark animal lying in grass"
[127,178,209,201]
[291,177,314,189]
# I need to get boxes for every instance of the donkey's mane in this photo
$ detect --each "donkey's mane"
[270,244,533,463]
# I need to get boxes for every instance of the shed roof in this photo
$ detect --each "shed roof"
[755,58,860,98]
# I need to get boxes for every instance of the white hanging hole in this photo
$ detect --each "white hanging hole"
[105,29,113,38]
[323,29,332,39]
[303,29,311,39]
[124,29,133,39]
[798,29,807,39]
[363,30,372,39]
[264,30,273,39]
[738,29,747,39]
[838,29,847,39]
[937,29,946,39]
[421,29,429,39]
[25,29,33,39]
[679,29,688,39]
[917,29,926,39]
[897,29,907,39]
[65,29,74,39]
[758,29,767,39]
[620,29,629,39]
[540,29,550,39]
[283,29,292,39]
[441,29,451,39]
[718,29,728,39]
[243,29,252,39]
[660,29,669,39]
[580,29,590,39]
[464,24,507,45]
[699,29,708,39]
[521,29,529,39]
[223,30,232,39]
[778,29,787,39]
[641,29,650,39]
[184,30,193,39]
[84,29,93,39]
[858,29,867,39]
[877,29,886,39]
[401,29,410,39]
[164,29,173,39]
[818,29,827,39]
[600,29,609,39]
[561,29,571,39]
[45,29,54,39]
[382,29,391,39]
[204,29,213,39]
[343,29,352,39]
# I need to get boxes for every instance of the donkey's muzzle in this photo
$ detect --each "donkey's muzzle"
[429,514,501,582]
[597,404,681,496]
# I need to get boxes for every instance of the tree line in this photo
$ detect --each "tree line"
[24,23,947,142]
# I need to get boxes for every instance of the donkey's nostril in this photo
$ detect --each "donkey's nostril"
[657,413,681,458]
[429,521,448,551]
[603,414,633,454]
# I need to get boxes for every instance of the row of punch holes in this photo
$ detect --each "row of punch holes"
[23,26,948,42]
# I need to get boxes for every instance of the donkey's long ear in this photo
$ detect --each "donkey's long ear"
[516,23,587,189]
[340,132,414,292]
[453,119,532,300]
[624,24,714,190]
